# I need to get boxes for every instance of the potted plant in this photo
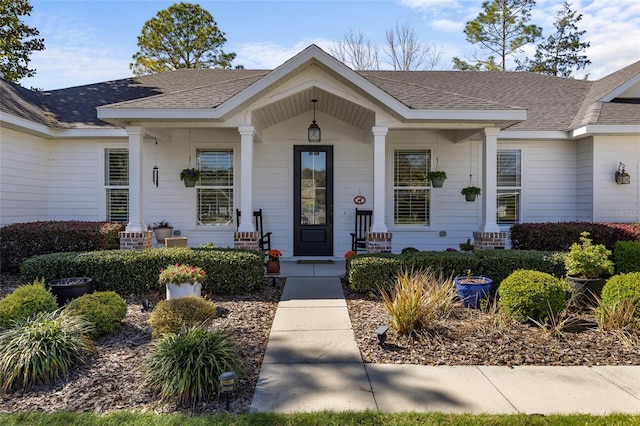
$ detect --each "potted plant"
[461,186,481,201]
[150,221,173,244]
[48,277,93,306]
[266,249,282,274]
[459,238,474,252]
[159,264,206,300]
[564,231,614,301]
[427,170,447,188]
[454,272,493,309]
[180,168,201,187]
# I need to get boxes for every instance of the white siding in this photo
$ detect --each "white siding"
[0,128,50,225]
[592,135,640,222]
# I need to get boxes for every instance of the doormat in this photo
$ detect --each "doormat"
[296,260,334,264]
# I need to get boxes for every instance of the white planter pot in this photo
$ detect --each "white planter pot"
[165,282,202,300]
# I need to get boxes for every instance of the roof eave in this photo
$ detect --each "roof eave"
[570,124,640,138]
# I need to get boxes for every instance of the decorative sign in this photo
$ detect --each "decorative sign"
[354,195,366,205]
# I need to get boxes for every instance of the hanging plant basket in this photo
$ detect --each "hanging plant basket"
[183,177,197,187]
[427,171,447,188]
[461,186,481,202]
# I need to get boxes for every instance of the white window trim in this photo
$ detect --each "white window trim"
[388,144,437,230]
[99,142,128,222]
[192,144,237,230]
[497,147,523,228]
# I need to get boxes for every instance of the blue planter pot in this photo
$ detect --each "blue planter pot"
[455,276,493,309]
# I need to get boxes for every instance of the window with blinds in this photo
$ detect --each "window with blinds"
[104,148,129,222]
[497,149,521,225]
[394,149,431,225]
[196,149,234,226]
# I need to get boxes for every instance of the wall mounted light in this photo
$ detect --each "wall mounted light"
[307,98,321,143]
[615,162,630,184]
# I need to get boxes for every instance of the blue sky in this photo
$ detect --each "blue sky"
[22,0,640,90]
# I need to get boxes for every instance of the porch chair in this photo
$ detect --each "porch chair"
[236,208,272,254]
[350,208,373,253]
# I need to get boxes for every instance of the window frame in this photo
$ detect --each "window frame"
[496,148,522,226]
[194,146,236,228]
[102,145,129,223]
[390,147,433,229]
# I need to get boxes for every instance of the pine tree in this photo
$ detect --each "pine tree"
[0,0,45,83]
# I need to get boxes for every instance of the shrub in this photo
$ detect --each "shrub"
[510,222,640,251]
[149,296,217,339]
[564,232,614,278]
[0,311,95,391]
[599,273,640,323]
[498,270,567,323]
[614,241,640,274]
[20,247,265,295]
[0,221,124,272]
[140,326,243,406]
[0,280,58,328]
[381,269,456,335]
[64,292,128,338]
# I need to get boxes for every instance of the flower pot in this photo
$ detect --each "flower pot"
[465,193,477,202]
[154,227,173,244]
[455,276,493,309]
[431,177,445,188]
[266,260,280,274]
[567,276,607,305]
[183,177,197,187]
[166,282,202,300]
[48,277,93,306]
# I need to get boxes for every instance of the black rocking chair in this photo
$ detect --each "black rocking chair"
[350,208,372,253]
[236,208,272,254]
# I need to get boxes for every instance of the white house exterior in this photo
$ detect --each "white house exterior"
[1,45,639,257]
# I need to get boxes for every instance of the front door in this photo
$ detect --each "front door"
[293,145,333,256]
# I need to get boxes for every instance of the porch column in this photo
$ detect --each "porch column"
[371,126,388,232]
[238,125,255,232]
[125,126,145,232]
[480,127,501,232]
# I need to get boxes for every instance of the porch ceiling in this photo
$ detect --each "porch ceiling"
[252,87,375,132]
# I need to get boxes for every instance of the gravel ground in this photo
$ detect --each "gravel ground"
[1,273,638,415]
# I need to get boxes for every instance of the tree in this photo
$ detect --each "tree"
[453,0,541,71]
[130,2,236,75]
[329,29,380,70]
[384,23,444,70]
[518,1,590,77]
[0,0,45,83]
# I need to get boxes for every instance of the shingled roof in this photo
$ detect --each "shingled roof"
[2,58,639,132]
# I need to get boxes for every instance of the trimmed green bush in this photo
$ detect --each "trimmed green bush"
[614,241,640,274]
[0,221,123,272]
[599,273,640,320]
[140,326,243,406]
[498,270,567,323]
[64,292,128,338]
[347,250,564,295]
[0,280,58,328]
[20,247,265,295]
[0,311,95,391]
[149,296,217,339]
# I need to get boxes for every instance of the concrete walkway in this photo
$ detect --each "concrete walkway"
[250,261,640,415]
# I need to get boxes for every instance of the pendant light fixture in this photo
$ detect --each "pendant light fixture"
[307,98,321,143]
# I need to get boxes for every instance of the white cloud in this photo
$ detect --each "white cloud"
[235,39,333,70]
[400,0,461,11]
[430,19,463,32]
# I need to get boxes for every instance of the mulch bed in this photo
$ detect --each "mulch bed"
[1,272,638,415]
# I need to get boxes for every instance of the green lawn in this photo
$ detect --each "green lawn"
[0,412,639,426]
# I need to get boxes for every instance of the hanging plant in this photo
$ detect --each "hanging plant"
[461,186,481,201]
[427,171,447,188]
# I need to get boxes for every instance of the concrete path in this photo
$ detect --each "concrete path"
[250,263,640,415]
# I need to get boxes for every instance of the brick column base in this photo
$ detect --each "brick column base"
[119,231,153,250]
[366,232,392,253]
[234,232,259,250]
[473,231,506,250]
